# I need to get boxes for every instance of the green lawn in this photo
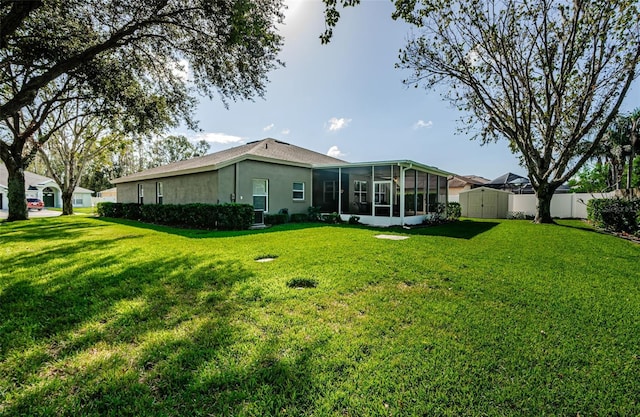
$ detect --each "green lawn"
[1,217,638,416]
[47,206,97,215]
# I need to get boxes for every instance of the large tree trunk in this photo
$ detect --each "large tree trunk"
[533,182,557,224]
[6,162,28,221]
[61,190,74,215]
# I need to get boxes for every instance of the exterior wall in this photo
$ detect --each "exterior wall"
[116,182,139,204]
[72,192,93,208]
[116,171,218,205]
[0,186,7,210]
[92,188,117,206]
[509,192,615,219]
[234,160,312,214]
[115,163,313,213]
[217,164,236,204]
[448,185,471,197]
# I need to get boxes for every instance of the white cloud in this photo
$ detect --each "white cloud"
[413,120,433,129]
[327,145,346,158]
[195,132,244,144]
[263,123,274,132]
[327,117,352,132]
[281,128,290,135]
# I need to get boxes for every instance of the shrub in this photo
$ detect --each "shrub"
[290,213,309,223]
[321,212,342,224]
[446,202,461,220]
[307,206,322,222]
[507,211,534,220]
[97,202,117,217]
[96,202,253,230]
[348,215,361,225]
[264,213,288,225]
[122,203,142,220]
[587,198,640,233]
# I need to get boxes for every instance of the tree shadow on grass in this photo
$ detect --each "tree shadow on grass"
[0,217,110,242]
[95,217,499,240]
[0,225,327,416]
[387,219,501,240]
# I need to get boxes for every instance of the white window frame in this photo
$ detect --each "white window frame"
[252,179,269,212]
[292,182,305,201]
[138,184,144,205]
[354,180,367,203]
[156,182,164,204]
[73,197,84,206]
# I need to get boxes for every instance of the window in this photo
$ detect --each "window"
[354,180,367,202]
[73,197,84,206]
[323,181,336,203]
[374,182,390,205]
[156,182,163,205]
[138,184,144,205]
[293,182,304,200]
[252,179,268,212]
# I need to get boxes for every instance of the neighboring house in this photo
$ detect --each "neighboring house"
[484,172,571,194]
[92,187,117,206]
[0,183,7,210]
[0,163,94,209]
[112,138,453,227]
[448,175,490,197]
[484,172,530,193]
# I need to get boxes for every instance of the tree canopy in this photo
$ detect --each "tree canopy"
[395,0,640,222]
[146,135,210,169]
[1,0,285,220]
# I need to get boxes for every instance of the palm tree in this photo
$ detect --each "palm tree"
[600,116,628,190]
[625,108,640,189]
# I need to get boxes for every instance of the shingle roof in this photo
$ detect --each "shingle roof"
[0,163,93,193]
[448,175,490,188]
[112,138,346,184]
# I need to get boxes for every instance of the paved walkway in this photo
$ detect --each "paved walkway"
[0,209,62,219]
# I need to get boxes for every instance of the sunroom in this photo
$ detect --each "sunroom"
[311,161,451,227]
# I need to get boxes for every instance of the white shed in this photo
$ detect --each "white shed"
[459,187,511,219]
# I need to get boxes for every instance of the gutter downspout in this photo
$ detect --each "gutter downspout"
[234,163,239,202]
[338,167,342,216]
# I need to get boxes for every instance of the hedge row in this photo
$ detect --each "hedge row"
[96,202,254,230]
[587,198,640,233]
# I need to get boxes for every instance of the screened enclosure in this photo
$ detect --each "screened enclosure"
[312,161,450,226]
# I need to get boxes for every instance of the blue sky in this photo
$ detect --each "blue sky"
[176,0,640,181]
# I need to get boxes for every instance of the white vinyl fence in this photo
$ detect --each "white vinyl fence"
[508,192,615,219]
[451,191,615,219]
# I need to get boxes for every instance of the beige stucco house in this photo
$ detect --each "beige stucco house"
[112,138,453,227]
[448,175,490,197]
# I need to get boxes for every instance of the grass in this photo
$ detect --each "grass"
[47,206,97,215]
[0,217,638,416]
